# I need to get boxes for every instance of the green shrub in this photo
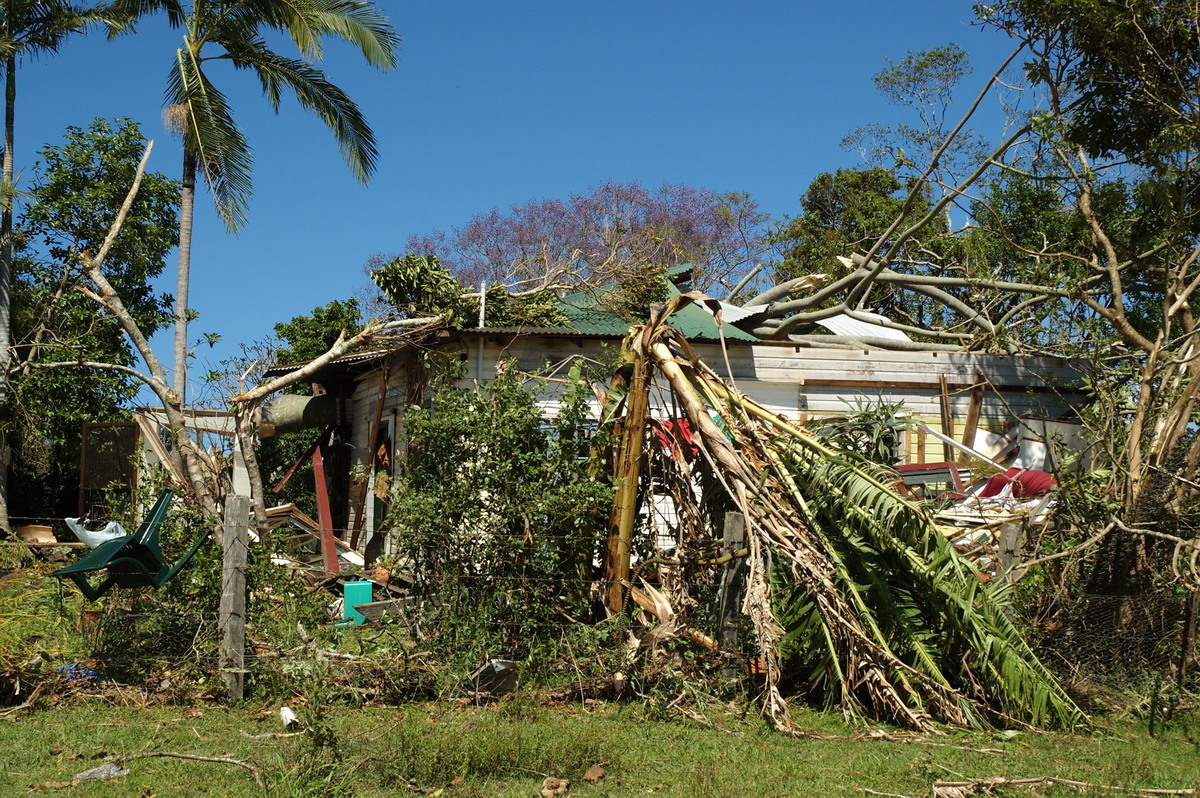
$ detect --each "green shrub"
[384,361,612,662]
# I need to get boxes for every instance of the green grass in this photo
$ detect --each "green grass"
[3,553,1197,797]
[2,698,1198,797]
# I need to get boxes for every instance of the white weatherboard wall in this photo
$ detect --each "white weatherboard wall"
[343,335,1087,543]
[452,335,1082,422]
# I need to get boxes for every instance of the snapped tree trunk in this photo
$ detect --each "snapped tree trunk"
[603,352,651,615]
[234,400,271,536]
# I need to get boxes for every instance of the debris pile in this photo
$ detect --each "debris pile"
[611,295,1086,733]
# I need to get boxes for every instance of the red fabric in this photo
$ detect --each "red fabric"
[653,418,699,459]
[979,467,1057,498]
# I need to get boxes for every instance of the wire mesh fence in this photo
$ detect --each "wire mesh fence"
[68,536,1200,706]
[1024,591,1198,690]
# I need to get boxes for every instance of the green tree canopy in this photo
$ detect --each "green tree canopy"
[842,44,987,190]
[6,118,178,519]
[274,298,362,366]
[0,0,99,529]
[981,0,1200,165]
[772,167,911,282]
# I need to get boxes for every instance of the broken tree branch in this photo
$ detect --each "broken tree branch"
[121,752,265,789]
[931,776,1193,796]
[231,316,444,405]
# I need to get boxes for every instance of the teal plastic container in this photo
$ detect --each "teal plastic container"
[343,580,373,625]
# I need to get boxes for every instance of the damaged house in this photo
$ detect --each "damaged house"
[256,269,1089,564]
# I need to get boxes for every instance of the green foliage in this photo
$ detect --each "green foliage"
[0,565,82,693]
[384,362,611,660]
[20,119,178,317]
[602,263,671,320]
[770,167,936,286]
[873,44,972,110]
[371,254,466,322]
[371,253,569,328]
[981,0,1200,166]
[274,298,362,365]
[842,44,986,186]
[477,284,569,328]
[5,118,178,518]
[769,429,1087,729]
[957,171,1163,349]
[280,667,354,797]
[813,396,908,466]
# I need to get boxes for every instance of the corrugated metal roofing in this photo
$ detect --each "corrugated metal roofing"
[814,311,911,341]
[472,284,760,342]
[261,347,397,379]
[714,302,768,324]
[466,293,630,337]
[661,284,760,342]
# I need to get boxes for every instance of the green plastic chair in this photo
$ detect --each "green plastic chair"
[53,489,214,601]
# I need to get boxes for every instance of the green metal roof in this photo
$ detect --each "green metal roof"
[474,281,759,343]
[660,283,760,342]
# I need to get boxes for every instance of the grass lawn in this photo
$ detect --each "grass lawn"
[3,556,1197,796]
[2,698,1197,797]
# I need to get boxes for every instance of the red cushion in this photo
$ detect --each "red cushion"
[979,468,1057,498]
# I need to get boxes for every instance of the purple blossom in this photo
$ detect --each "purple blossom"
[399,181,769,295]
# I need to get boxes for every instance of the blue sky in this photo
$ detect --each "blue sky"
[16,1,1020,400]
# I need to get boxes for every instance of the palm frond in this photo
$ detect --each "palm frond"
[102,0,185,36]
[225,44,378,182]
[308,0,400,69]
[224,0,323,60]
[2,0,94,53]
[167,51,252,231]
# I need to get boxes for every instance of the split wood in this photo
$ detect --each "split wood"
[240,729,305,739]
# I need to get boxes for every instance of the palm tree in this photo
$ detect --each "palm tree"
[0,0,92,530]
[108,0,399,403]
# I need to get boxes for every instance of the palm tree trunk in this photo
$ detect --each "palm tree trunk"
[0,52,16,534]
[173,146,196,405]
[603,354,650,614]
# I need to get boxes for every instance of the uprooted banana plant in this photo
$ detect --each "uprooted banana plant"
[608,293,1087,733]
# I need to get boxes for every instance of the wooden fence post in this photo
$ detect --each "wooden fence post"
[717,511,746,679]
[220,494,250,704]
[998,520,1025,605]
